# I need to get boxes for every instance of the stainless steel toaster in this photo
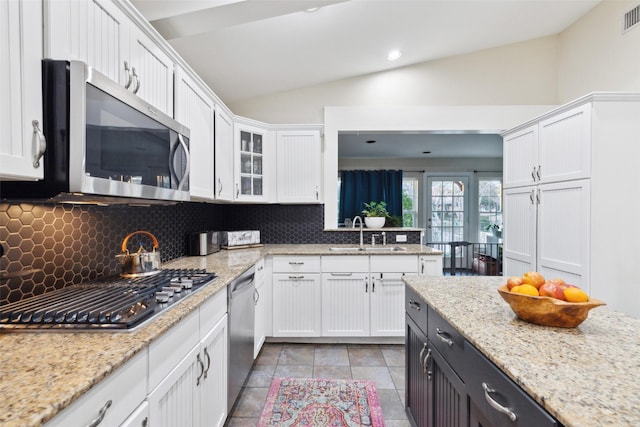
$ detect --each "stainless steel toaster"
[188,231,220,256]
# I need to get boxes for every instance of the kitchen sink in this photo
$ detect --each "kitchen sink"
[329,246,407,252]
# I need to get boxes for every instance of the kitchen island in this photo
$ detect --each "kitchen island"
[0,244,439,426]
[404,275,640,427]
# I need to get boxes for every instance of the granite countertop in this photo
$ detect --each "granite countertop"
[403,275,640,427]
[0,244,440,426]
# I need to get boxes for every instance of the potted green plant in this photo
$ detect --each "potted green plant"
[362,201,388,228]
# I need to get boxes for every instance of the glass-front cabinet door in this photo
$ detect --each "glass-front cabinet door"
[234,121,270,201]
[240,130,263,196]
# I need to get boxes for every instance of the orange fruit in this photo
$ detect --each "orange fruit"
[564,287,589,302]
[521,271,545,289]
[513,284,539,296]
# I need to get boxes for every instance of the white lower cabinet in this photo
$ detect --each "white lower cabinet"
[272,255,322,337]
[319,255,418,338]
[419,254,444,276]
[46,350,148,426]
[148,290,228,427]
[321,256,370,336]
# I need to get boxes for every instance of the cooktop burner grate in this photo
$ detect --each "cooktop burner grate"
[0,268,216,331]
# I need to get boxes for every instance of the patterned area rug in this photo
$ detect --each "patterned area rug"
[258,378,385,426]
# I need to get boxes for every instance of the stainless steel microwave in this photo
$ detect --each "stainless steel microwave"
[1,60,190,204]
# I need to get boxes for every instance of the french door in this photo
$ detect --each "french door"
[426,176,469,270]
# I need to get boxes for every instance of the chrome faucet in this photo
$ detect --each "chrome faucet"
[352,216,364,248]
[381,231,386,246]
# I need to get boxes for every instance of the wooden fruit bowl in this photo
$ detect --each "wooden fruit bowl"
[497,285,605,328]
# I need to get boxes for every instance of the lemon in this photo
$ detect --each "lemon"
[513,284,539,296]
[564,287,589,302]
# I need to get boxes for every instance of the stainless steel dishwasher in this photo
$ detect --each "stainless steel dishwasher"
[227,266,255,413]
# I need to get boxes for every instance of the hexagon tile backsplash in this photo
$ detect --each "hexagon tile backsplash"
[0,202,421,304]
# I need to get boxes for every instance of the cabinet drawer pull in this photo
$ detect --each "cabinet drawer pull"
[288,275,304,280]
[203,348,211,379]
[86,400,112,427]
[436,328,454,347]
[124,61,132,89]
[408,299,421,310]
[482,382,518,422]
[330,272,353,276]
[288,261,304,265]
[419,342,427,369]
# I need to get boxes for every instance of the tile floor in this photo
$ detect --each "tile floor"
[224,343,409,427]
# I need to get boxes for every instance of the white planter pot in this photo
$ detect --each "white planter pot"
[364,216,386,229]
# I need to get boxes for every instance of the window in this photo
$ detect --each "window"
[478,178,502,242]
[402,174,420,227]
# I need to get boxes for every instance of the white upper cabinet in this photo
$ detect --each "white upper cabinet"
[276,129,322,203]
[0,0,45,181]
[44,0,174,115]
[175,67,215,200]
[503,104,591,189]
[234,120,272,202]
[215,106,235,201]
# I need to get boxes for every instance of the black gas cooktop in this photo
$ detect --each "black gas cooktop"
[0,269,216,331]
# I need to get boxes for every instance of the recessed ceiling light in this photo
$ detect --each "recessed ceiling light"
[366,140,376,144]
[387,49,402,61]
[305,7,320,12]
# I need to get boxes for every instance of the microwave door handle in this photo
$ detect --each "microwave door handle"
[175,134,190,191]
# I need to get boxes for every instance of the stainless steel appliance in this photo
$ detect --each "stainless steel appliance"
[1,60,190,204]
[0,269,215,331]
[188,231,221,256]
[227,266,255,412]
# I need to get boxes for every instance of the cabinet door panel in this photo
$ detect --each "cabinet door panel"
[272,274,321,336]
[503,187,537,277]
[430,345,467,427]
[276,130,321,203]
[538,104,591,184]
[175,69,214,200]
[419,255,443,276]
[215,107,234,201]
[321,272,369,336]
[148,344,200,427]
[85,0,129,85]
[370,272,408,337]
[537,180,590,289]
[406,317,430,427]
[503,125,538,188]
[200,315,228,427]
[0,0,44,180]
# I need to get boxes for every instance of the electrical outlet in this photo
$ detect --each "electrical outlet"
[396,234,407,242]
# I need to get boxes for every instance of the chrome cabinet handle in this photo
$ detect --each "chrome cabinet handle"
[203,348,211,379]
[254,288,260,305]
[436,328,454,347]
[315,186,319,200]
[32,120,46,168]
[530,189,535,204]
[365,277,368,292]
[217,178,223,195]
[142,417,148,427]
[423,348,432,379]
[409,299,421,311]
[536,165,541,180]
[289,261,304,265]
[86,400,112,427]
[288,275,304,279]
[482,382,518,421]
[123,61,132,89]
[236,183,240,198]
[531,166,537,182]
[421,261,425,274]
[196,353,205,385]
[419,342,427,370]
[330,272,352,276]
[536,188,541,204]
[131,67,140,94]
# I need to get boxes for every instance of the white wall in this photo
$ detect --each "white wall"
[558,0,640,103]
[339,157,503,173]
[230,36,559,124]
